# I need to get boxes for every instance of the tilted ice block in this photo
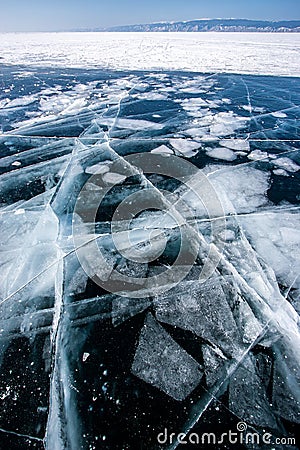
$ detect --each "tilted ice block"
[111,297,151,326]
[202,344,228,388]
[272,341,300,424]
[206,146,237,161]
[131,313,203,401]
[229,355,277,429]
[221,276,264,344]
[154,279,241,357]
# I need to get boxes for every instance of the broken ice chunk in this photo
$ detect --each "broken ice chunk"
[229,355,277,428]
[67,266,88,295]
[202,344,227,388]
[154,280,240,356]
[102,172,127,184]
[218,229,236,242]
[209,112,249,137]
[223,281,263,344]
[242,105,265,113]
[170,139,199,157]
[150,145,173,155]
[114,118,164,130]
[75,236,118,282]
[273,157,300,173]
[112,297,151,327]
[247,149,270,161]
[234,298,263,344]
[211,165,270,214]
[82,352,90,362]
[219,139,250,152]
[271,111,287,118]
[273,168,289,177]
[85,163,110,175]
[184,127,207,138]
[240,211,300,296]
[272,344,300,424]
[2,94,37,108]
[206,147,237,161]
[131,313,203,401]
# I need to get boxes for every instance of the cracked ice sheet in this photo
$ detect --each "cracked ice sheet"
[0,65,300,449]
[239,209,300,313]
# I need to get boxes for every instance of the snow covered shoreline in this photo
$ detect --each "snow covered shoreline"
[0,32,300,77]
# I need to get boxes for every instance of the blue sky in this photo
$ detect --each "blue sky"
[0,0,299,32]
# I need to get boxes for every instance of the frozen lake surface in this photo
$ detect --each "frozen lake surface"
[0,38,299,449]
[0,32,300,76]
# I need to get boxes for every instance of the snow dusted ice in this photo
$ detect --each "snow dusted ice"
[0,32,300,76]
[0,41,299,449]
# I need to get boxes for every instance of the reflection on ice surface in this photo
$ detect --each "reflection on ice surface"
[0,65,299,449]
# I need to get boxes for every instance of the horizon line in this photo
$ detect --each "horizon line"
[1,17,299,34]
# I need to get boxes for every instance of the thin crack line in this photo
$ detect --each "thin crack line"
[0,427,44,442]
[1,133,300,141]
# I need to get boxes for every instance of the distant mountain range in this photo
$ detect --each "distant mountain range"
[82,19,300,33]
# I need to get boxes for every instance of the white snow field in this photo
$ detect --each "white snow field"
[0,32,300,76]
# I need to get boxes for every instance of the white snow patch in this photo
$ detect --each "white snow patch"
[0,32,299,77]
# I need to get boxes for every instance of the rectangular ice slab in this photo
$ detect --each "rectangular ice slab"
[131,314,203,401]
[154,279,241,357]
